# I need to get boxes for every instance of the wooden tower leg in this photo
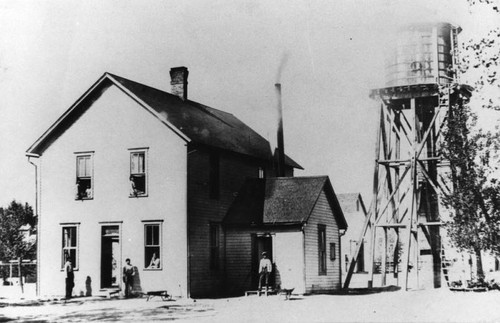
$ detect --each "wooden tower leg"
[381,227,388,286]
[393,229,399,284]
[414,230,420,289]
[367,104,383,289]
[367,224,376,288]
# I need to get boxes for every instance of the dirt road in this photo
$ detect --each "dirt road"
[1,288,499,322]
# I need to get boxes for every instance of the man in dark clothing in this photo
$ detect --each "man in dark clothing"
[64,254,74,299]
[123,258,135,298]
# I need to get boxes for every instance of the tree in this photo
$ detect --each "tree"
[0,200,37,290]
[440,98,498,280]
[461,0,500,111]
[438,0,500,282]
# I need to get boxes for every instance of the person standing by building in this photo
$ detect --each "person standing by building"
[64,253,74,299]
[123,258,135,298]
[258,252,272,291]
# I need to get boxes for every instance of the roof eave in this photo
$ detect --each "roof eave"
[26,73,192,156]
[261,221,304,227]
[223,222,304,230]
[300,177,328,224]
[308,177,348,230]
[26,73,110,155]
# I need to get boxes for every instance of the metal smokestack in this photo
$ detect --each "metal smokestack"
[275,83,285,177]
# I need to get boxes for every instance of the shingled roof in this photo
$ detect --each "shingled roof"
[223,176,347,229]
[337,193,367,215]
[26,72,301,169]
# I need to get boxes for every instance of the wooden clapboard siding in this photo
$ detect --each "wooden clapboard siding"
[225,230,254,295]
[304,191,341,293]
[187,147,267,297]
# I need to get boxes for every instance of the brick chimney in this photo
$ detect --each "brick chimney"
[275,83,285,177]
[169,67,189,100]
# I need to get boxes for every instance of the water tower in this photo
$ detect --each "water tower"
[344,23,472,290]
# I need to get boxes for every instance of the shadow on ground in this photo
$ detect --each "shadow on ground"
[2,300,215,323]
[332,285,401,295]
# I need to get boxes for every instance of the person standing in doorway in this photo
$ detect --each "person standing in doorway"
[123,258,135,298]
[258,252,272,291]
[64,253,74,299]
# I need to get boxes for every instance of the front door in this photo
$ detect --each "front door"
[101,225,120,289]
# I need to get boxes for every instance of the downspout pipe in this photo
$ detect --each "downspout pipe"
[27,153,40,296]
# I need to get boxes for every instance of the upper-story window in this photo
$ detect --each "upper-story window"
[130,149,148,197]
[258,167,266,179]
[75,152,93,200]
[209,223,220,270]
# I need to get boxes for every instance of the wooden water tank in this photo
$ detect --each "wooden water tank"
[384,23,459,87]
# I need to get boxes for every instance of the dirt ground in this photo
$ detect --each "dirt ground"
[1,287,500,322]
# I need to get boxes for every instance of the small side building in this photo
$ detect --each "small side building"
[338,193,371,287]
[223,176,347,295]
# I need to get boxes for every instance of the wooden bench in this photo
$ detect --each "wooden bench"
[99,288,120,299]
[145,290,171,301]
[244,289,276,297]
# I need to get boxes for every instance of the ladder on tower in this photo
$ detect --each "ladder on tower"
[437,84,452,290]
[441,246,452,288]
[438,84,450,108]
[451,26,461,83]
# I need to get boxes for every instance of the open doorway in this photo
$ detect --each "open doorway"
[252,234,273,289]
[101,225,120,289]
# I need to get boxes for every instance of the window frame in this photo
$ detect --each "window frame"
[129,148,148,197]
[75,152,94,200]
[143,221,162,270]
[258,167,265,179]
[330,242,336,261]
[318,224,327,275]
[61,223,80,271]
[209,223,220,270]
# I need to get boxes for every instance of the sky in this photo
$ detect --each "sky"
[0,0,498,209]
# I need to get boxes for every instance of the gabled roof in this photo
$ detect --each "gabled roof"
[223,176,347,229]
[26,73,301,168]
[337,193,367,215]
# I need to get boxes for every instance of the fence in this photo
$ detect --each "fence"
[0,260,37,285]
[373,261,425,274]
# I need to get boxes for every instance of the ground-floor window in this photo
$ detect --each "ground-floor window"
[209,223,220,270]
[318,224,327,275]
[61,224,79,269]
[144,222,162,269]
[330,242,336,261]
